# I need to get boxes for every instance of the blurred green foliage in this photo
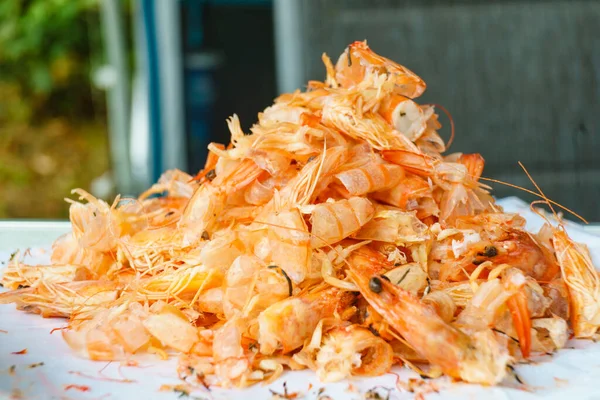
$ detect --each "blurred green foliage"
[0,0,105,123]
[0,0,112,218]
[0,120,109,218]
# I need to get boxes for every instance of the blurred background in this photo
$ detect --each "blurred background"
[0,0,598,220]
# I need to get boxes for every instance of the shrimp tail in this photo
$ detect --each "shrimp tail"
[507,290,531,358]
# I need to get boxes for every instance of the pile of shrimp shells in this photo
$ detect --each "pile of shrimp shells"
[2,41,599,388]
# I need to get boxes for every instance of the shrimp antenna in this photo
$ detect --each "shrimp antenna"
[477,176,587,224]
[426,103,455,151]
[529,200,553,226]
[517,161,560,221]
[402,150,587,223]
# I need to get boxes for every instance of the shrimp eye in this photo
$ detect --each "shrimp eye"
[368,324,380,337]
[206,169,216,181]
[369,277,383,293]
[201,230,210,240]
[483,245,498,257]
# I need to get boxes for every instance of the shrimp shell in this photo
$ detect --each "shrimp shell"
[312,325,394,382]
[310,197,375,248]
[334,161,405,196]
[253,207,310,283]
[335,41,427,99]
[553,228,600,338]
[257,287,355,355]
[379,95,433,142]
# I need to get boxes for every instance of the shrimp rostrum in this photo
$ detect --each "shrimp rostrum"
[0,40,597,388]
